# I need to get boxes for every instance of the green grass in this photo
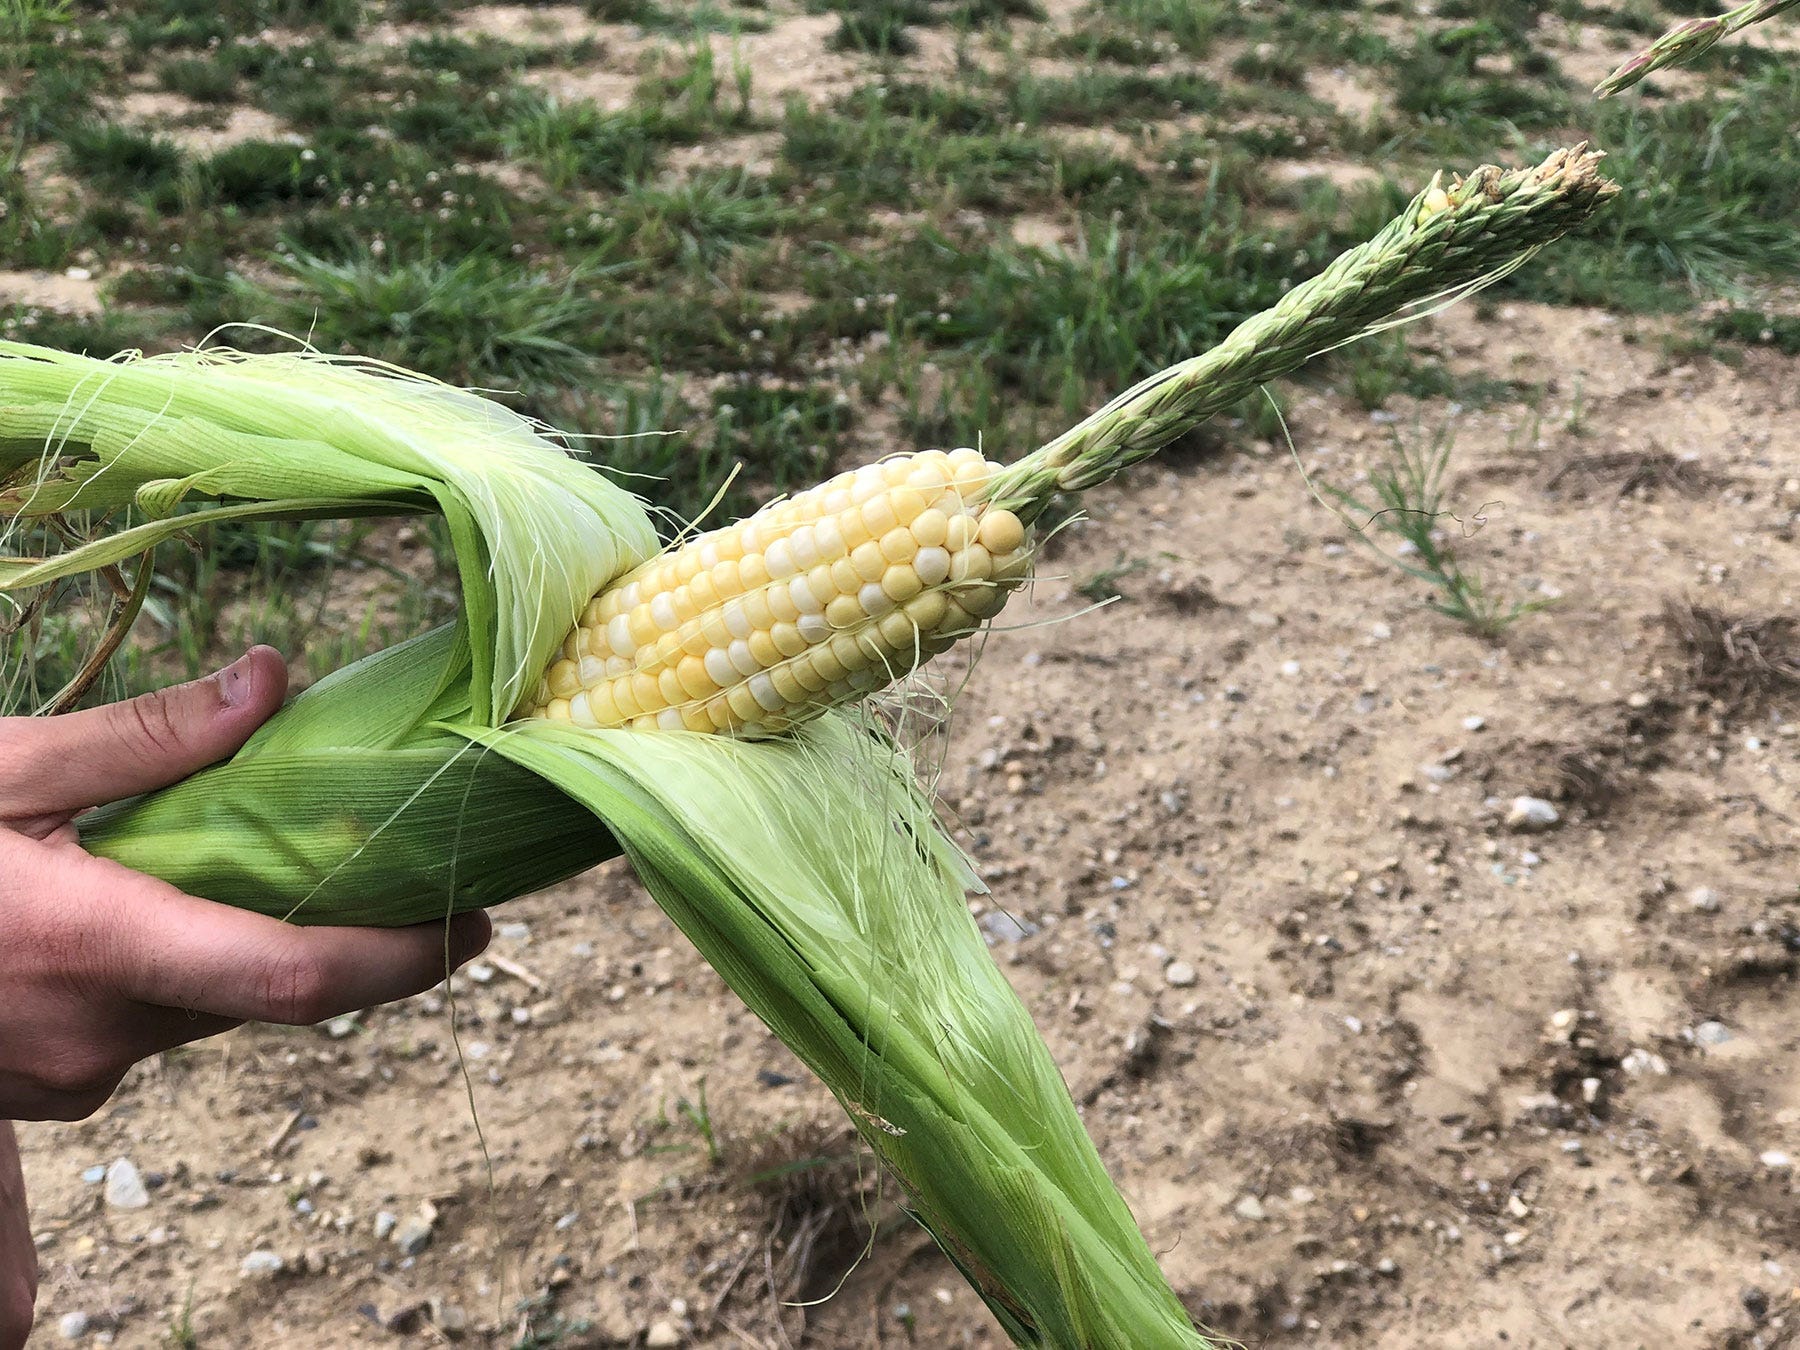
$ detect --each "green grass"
[61,122,186,195]
[221,252,610,395]
[158,55,240,103]
[1322,421,1550,639]
[1518,65,1800,308]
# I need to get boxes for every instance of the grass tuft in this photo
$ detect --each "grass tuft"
[1323,421,1549,639]
[222,252,609,394]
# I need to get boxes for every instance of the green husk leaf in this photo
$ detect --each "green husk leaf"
[0,340,659,723]
[80,626,622,922]
[461,716,1211,1349]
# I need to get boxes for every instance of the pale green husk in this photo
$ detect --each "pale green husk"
[466,716,1203,1346]
[0,340,657,723]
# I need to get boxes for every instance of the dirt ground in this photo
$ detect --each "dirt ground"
[18,297,1800,1347]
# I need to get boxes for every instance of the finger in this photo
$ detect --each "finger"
[93,860,492,1025]
[0,646,287,818]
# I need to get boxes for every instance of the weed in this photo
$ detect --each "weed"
[158,55,238,103]
[503,94,663,190]
[165,1288,199,1350]
[5,0,71,40]
[600,168,792,266]
[1521,66,1800,309]
[223,253,609,395]
[2,58,103,147]
[675,1078,724,1164]
[827,0,930,55]
[60,122,185,196]
[1708,308,1800,356]
[1002,68,1224,126]
[1075,555,1149,603]
[1094,0,1227,55]
[1322,422,1548,638]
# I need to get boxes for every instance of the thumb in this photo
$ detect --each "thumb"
[0,646,288,818]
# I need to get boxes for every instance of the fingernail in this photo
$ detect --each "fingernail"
[219,651,256,708]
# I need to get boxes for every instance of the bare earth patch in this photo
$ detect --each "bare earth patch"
[114,91,292,153]
[0,269,103,314]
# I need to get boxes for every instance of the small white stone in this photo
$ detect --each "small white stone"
[1760,1150,1792,1171]
[240,1249,285,1278]
[374,1211,397,1240]
[104,1159,149,1210]
[1233,1195,1267,1221]
[645,1320,683,1347]
[58,1311,90,1340]
[1505,797,1559,831]
[1164,960,1197,988]
[1620,1048,1669,1077]
[1688,887,1720,912]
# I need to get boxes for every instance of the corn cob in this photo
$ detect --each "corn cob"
[514,447,1031,735]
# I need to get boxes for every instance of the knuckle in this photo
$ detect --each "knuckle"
[124,688,191,763]
[263,951,335,1026]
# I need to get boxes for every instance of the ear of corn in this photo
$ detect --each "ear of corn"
[515,448,1032,735]
[2,148,1618,1349]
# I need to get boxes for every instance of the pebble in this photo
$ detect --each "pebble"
[979,910,1038,944]
[1461,715,1486,731]
[392,1205,437,1256]
[1504,797,1560,832]
[104,1159,150,1210]
[429,1298,468,1334]
[1694,1021,1732,1047]
[240,1249,285,1278]
[374,1211,398,1241]
[1164,960,1197,988]
[1620,1048,1670,1077]
[1688,887,1720,913]
[1233,1195,1267,1221]
[1760,1151,1792,1171]
[80,1165,106,1185]
[645,1319,683,1347]
[324,1013,361,1038]
[497,921,531,942]
[58,1311,90,1340]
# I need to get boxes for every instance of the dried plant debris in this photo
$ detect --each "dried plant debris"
[1665,599,1800,716]
[1544,449,1718,500]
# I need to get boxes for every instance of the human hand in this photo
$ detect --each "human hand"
[0,646,493,1120]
